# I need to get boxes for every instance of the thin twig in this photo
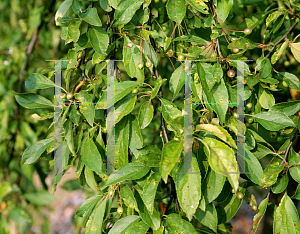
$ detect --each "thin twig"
[266,21,298,58]
[149,4,169,143]
[280,129,298,165]
[211,1,222,60]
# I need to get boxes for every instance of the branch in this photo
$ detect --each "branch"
[149,4,169,143]
[280,129,298,165]
[266,21,298,58]
[211,1,222,60]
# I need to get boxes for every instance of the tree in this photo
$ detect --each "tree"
[10,0,300,233]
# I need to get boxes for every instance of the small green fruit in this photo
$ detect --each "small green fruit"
[246,103,252,109]
[137,62,143,69]
[102,127,107,133]
[233,47,240,53]
[232,189,235,193]
[284,61,290,67]
[244,28,252,35]
[227,69,235,77]
[117,206,123,215]
[132,88,138,94]
[178,55,185,61]
[174,137,179,141]
[237,192,243,200]
[277,136,284,141]
[270,132,277,138]
[247,117,254,123]
[233,112,239,119]
[128,42,133,47]
[252,205,257,211]
[167,50,173,57]
[162,26,167,31]
[146,61,152,67]
[67,92,73,100]
[282,81,288,87]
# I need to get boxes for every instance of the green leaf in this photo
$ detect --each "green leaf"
[202,168,226,204]
[115,116,130,168]
[274,193,300,234]
[23,190,56,205]
[292,184,300,200]
[85,167,101,193]
[197,63,228,124]
[86,198,107,234]
[203,138,239,192]
[160,140,183,183]
[129,115,144,156]
[75,195,102,217]
[115,93,136,124]
[252,111,295,131]
[173,35,207,46]
[138,100,154,129]
[142,40,158,67]
[160,98,182,123]
[288,148,300,183]
[106,162,150,186]
[136,145,161,167]
[120,184,139,211]
[251,194,269,233]
[196,124,236,149]
[13,92,54,109]
[79,8,102,26]
[123,36,145,83]
[66,19,81,43]
[0,182,12,202]
[290,42,300,63]
[238,148,263,186]
[61,180,82,191]
[81,135,104,174]
[185,0,209,14]
[260,162,284,188]
[259,89,275,109]
[55,0,72,25]
[65,119,77,157]
[166,0,186,24]
[25,73,55,90]
[142,172,161,214]
[195,203,218,232]
[216,0,233,22]
[271,173,289,194]
[122,220,149,234]
[165,213,197,234]
[255,57,272,78]
[169,64,185,100]
[271,100,300,116]
[252,143,273,159]
[99,0,112,11]
[216,187,244,223]
[175,157,201,221]
[108,216,140,234]
[114,0,143,26]
[279,72,300,92]
[135,191,161,230]
[88,27,109,55]
[22,138,53,164]
[77,91,95,126]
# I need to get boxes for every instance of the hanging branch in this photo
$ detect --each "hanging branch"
[266,21,298,58]
[211,1,222,60]
[149,4,169,144]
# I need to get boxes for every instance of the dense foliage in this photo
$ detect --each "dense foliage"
[4,0,300,233]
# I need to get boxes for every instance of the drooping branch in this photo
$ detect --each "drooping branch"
[149,4,169,143]
[266,21,298,58]
[211,1,223,59]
